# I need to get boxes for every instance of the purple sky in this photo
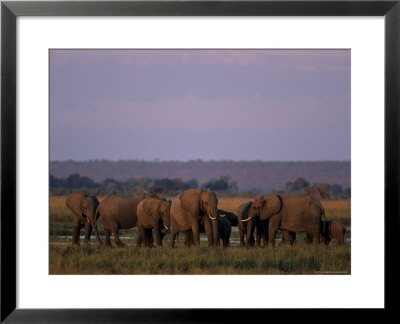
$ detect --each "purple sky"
[50,49,350,161]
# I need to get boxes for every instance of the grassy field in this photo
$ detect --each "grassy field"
[49,196,351,275]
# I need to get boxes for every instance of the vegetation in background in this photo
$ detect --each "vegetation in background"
[50,173,350,200]
[50,160,350,193]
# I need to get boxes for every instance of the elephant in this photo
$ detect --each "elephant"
[217,216,232,247]
[66,193,102,246]
[281,230,297,245]
[254,217,269,247]
[321,220,346,245]
[137,198,171,247]
[218,209,238,226]
[169,189,219,248]
[237,201,256,247]
[246,194,326,247]
[184,215,231,248]
[96,192,158,248]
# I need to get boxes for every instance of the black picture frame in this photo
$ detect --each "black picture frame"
[1,0,399,322]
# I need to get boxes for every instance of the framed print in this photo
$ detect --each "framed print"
[1,0,399,322]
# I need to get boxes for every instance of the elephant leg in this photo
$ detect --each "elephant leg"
[154,222,162,247]
[191,223,200,247]
[256,231,261,247]
[267,223,278,247]
[112,229,126,248]
[104,229,113,247]
[137,226,145,247]
[250,233,255,247]
[259,233,266,247]
[83,223,92,245]
[90,222,103,246]
[184,230,192,247]
[147,229,155,248]
[169,228,178,248]
[281,230,289,245]
[71,219,82,246]
[311,229,321,244]
[137,228,144,247]
[245,219,254,248]
[290,232,297,246]
[306,233,313,244]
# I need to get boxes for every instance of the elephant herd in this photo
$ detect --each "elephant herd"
[65,189,346,249]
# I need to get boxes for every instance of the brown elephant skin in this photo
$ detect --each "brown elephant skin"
[217,216,232,247]
[169,189,219,248]
[237,201,256,247]
[96,192,157,248]
[66,193,102,246]
[137,198,171,247]
[321,220,346,245]
[247,194,326,247]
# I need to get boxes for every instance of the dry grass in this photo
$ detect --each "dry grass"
[49,195,351,274]
[49,243,350,275]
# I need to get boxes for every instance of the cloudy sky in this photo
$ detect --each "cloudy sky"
[50,49,350,161]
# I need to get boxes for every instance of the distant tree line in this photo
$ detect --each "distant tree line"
[272,177,351,200]
[50,174,239,197]
[50,174,350,199]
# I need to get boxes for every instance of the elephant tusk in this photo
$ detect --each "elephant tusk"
[164,225,169,230]
[208,213,217,220]
[219,214,226,217]
[241,216,253,222]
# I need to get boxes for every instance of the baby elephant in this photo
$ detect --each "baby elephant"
[321,220,346,245]
[217,216,232,247]
[137,198,171,247]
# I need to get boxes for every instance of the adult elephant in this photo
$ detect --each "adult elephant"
[169,189,219,248]
[137,198,171,247]
[66,193,102,246]
[237,201,256,247]
[245,194,325,247]
[96,192,158,248]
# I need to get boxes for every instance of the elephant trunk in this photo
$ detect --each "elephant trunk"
[161,209,171,234]
[207,207,219,247]
[212,217,218,247]
[88,206,102,246]
[246,217,253,248]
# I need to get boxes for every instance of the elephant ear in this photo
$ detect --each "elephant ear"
[263,195,283,218]
[179,189,201,216]
[79,197,87,216]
